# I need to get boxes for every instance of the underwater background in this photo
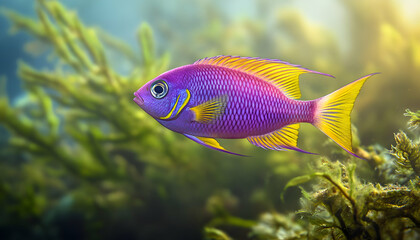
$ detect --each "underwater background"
[1,0,420,239]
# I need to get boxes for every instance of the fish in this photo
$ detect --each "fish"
[133,56,377,157]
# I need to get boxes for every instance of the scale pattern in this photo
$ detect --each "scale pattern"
[185,65,314,138]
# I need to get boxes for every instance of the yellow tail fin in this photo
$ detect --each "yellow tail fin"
[313,73,377,158]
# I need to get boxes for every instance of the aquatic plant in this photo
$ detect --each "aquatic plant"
[0,1,219,238]
[0,0,192,191]
[0,1,309,239]
[404,109,420,130]
[282,161,420,239]
[2,0,420,239]
[204,111,420,239]
[391,132,420,179]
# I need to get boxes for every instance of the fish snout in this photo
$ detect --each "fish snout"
[133,92,144,106]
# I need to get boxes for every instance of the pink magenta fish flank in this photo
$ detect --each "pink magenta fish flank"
[185,64,314,138]
[134,55,376,157]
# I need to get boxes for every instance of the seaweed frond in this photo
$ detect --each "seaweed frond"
[391,131,420,178]
[405,109,420,130]
[203,227,233,240]
[250,212,306,240]
[281,159,420,239]
[272,110,420,239]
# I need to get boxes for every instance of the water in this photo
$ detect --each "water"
[1,0,419,239]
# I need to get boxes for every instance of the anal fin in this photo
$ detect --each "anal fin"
[247,124,315,154]
[184,134,246,156]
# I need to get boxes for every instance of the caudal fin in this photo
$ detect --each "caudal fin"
[313,73,378,158]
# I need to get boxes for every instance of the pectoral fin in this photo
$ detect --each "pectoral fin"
[183,134,246,156]
[160,89,191,120]
[189,95,228,123]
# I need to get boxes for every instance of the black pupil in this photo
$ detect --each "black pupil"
[154,85,164,94]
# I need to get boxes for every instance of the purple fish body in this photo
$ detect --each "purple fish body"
[134,56,376,157]
[159,64,313,138]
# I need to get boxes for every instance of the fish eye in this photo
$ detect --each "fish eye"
[150,80,168,99]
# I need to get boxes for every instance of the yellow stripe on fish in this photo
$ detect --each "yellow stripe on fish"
[159,89,191,120]
[175,89,190,116]
[160,94,180,120]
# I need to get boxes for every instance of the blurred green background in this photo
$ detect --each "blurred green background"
[1,0,420,239]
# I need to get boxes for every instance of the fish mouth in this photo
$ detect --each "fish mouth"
[133,92,144,106]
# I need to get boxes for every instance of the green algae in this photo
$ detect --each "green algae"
[205,111,420,239]
[1,0,420,239]
[0,3,281,238]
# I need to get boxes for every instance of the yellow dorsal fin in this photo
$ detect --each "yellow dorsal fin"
[247,124,314,154]
[190,95,228,123]
[194,56,333,99]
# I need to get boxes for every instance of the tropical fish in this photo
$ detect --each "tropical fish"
[133,56,376,157]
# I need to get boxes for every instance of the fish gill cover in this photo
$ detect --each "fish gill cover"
[0,0,419,239]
